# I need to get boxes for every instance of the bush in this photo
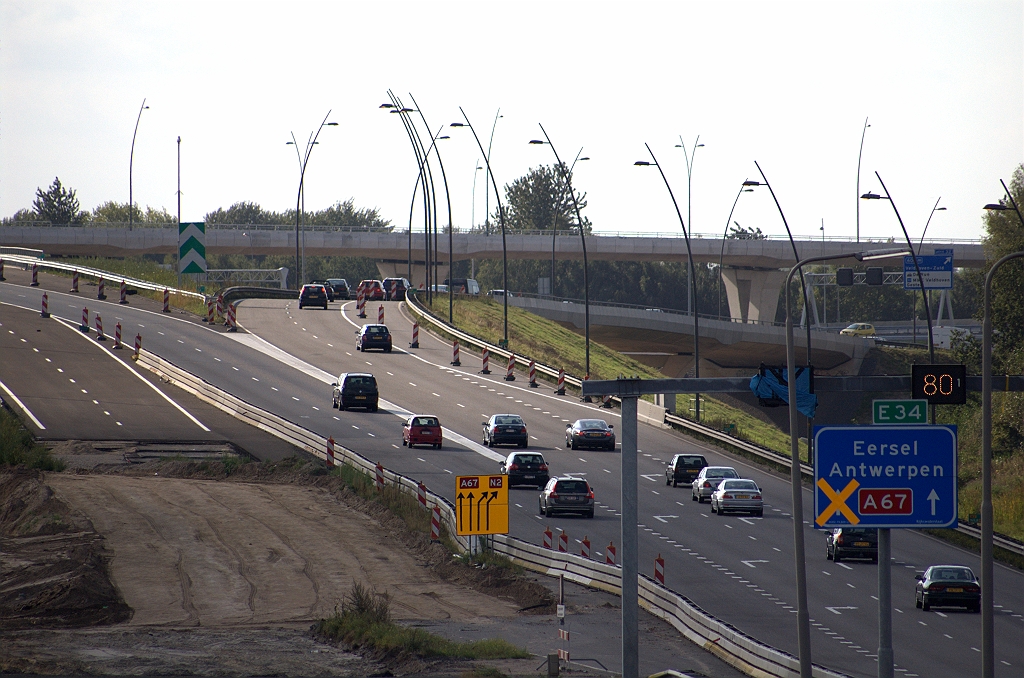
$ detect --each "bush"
[0,407,65,471]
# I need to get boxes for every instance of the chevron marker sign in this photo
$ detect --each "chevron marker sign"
[178,222,207,274]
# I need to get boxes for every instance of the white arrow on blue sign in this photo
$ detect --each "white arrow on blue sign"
[813,425,957,529]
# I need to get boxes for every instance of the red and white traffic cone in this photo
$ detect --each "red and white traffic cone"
[654,554,665,585]
[0,258,5,281]
[114,322,122,349]
[375,462,384,492]
[119,279,128,304]
[97,277,106,300]
[558,531,568,553]
[216,294,225,321]
[480,347,491,374]
[555,368,566,395]
[581,535,591,559]
[162,288,170,313]
[326,436,336,467]
[529,360,538,388]
[410,322,419,348]
[95,313,106,341]
[451,339,461,366]
[30,263,39,287]
[543,526,553,549]
[40,292,50,318]
[430,505,441,542]
[357,291,366,318]
[417,482,427,509]
[80,307,89,333]
[70,270,79,293]
[504,353,516,381]
[227,302,237,332]
[133,333,142,360]
[606,541,616,565]
[205,297,214,323]
[378,304,384,324]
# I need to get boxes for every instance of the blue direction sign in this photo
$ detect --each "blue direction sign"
[814,425,957,529]
[903,254,953,290]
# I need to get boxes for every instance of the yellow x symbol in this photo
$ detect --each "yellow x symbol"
[816,478,860,526]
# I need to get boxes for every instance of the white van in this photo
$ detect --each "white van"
[445,278,480,295]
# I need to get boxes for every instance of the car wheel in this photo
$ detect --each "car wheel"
[921,598,930,611]
[519,441,527,448]
[338,401,346,411]
[401,439,407,447]
[565,438,571,448]
[755,509,763,517]
[691,491,697,502]
[833,551,841,563]
[710,502,717,513]
[385,347,392,353]
[827,545,833,561]
[672,478,678,488]
[569,439,577,450]
[665,476,670,486]
[434,443,441,450]
[969,603,980,613]
[538,500,545,516]
[370,404,378,412]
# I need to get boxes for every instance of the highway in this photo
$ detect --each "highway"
[2,276,1022,678]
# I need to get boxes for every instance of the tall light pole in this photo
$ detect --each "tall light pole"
[289,111,337,289]
[635,144,702,420]
[129,98,149,231]
[856,117,870,243]
[452,108,510,348]
[538,151,589,298]
[484,109,502,236]
[981,180,1024,678]
[718,183,754,318]
[675,135,704,315]
[530,127,591,379]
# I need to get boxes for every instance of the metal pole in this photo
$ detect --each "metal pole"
[718,186,752,319]
[129,98,148,232]
[678,135,702,316]
[877,528,893,678]
[176,135,181,291]
[484,109,501,236]
[620,395,639,678]
[856,117,870,243]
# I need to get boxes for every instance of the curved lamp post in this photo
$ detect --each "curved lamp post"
[528,146,588,298]
[530,126,591,379]
[128,98,149,231]
[635,144,702,420]
[288,111,337,288]
[675,136,704,314]
[717,183,754,318]
[452,108,510,348]
[856,117,870,243]
[786,246,911,678]
[484,109,502,236]
[980,181,1024,678]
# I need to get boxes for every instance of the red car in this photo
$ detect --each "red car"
[403,415,442,449]
[356,279,385,301]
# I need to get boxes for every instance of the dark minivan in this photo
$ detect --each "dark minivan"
[332,372,379,412]
[666,453,709,487]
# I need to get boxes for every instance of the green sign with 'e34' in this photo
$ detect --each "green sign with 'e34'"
[872,399,928,425]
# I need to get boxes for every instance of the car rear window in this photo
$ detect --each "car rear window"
[365,326,389,336]
[678,455,707,468]
[514,455,544,464]
[496,416,524,425]
[413,417,438,427]
[934,567,973,580]
[555,480,589,494]
[722,480,759,491]
[707,468,738,478]
[345,376,376,387]
[579,419,608,428]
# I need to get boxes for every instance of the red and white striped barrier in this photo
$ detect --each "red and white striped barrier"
[30,263,39,287]
[606,541,616,565]
[558,531,568,553]
[543,526,553,549]
[357,291,366,318]
[80,307,90,333]
[114,322,122,349]
[205,298,214,323]
[375,462,384,491]
[133,333,142,360]
[97,276,106,300]
[71,270,79,293]
[119,279,128,304]
[417,482,427,508]
[451,339,461,366]
[557,649,570,661]
[480,347,491,374]
[504,353,516,381]
[326,436,336,467]
[377,304,384,324]
[162,288,170,313]
[654,553,665,585]
[529,360,538,388]
[40,292,50,318]
[410,322,419,348]
[555,368,566,395]
[581,535,591,559]
[430,505,441,541]
[0,258,5,280]
[216,294,224,320]
[559,629,570,641]
[95,313,106,341]
[226,302,237,332]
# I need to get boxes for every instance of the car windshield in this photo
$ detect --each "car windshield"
[412,417,437,427]
[578,420,607,429]
[345,376,375,387]
[556,480,588,494]
[722,480,758,491]
[933,567,974,581]
[514,455,544,464]
[495,416,523,425]
[677,455,706,468]
[706,468,738,478]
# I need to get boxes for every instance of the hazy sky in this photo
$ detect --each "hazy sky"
[2,1,1021,244]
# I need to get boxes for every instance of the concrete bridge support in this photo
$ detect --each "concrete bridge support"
[720,268,787,324]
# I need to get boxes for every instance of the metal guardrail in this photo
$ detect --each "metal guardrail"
[0,246,44,258]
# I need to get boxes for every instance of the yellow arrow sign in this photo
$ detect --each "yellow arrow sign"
[455,475,509,536]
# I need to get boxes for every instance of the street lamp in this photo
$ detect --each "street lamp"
[452,109,510,348]
[289,112,337,288]
[856,117,871,243]
[718,184,754,318]
[635,144,703,420]
[129,98,149,231]
[484,110,502,236]
[785,246,912,678]
[675,136,704,315]
[529,128,591,380]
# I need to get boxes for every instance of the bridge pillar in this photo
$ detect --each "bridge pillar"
[721,268,787,324]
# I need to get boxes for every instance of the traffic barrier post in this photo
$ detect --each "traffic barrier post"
[375,462,384,492]
[417,482,427,508]
[377,304,384,324]
[133,333,142,361]
[654,553,665,585]
[0,258,5,281]
[556,368,566,395]
[480,347,491,374]
[430,505,441,542]
[114,322,122,349]
[581,535,591,559]
[40,292,49,318]
[558,531,568,553]
[226,302,237,332]
[80,307,89,333]
[543,526,553,549]
[71,270,79,293]
[205,297,214,323]
[216,294,224,320]
[119,279,127,304]
[30,263,39,286]
[602,394,612,408]
[558,649,570,661]
[95,313,106,341]
[162,288,170,312]
[529,360,538,388]
[97,277,106,300]
[410,322,419,348]
[326,436,336,467]
[357,291,366,318]
[606,541,616,565]
[504,353,516,381]
[451,339,461,366]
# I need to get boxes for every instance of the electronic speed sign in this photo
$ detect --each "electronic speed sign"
[911,364,967,405]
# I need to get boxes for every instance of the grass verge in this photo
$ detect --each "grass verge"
[0,406,65,471]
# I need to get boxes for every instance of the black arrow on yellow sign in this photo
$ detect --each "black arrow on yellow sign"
[458,491,476,531]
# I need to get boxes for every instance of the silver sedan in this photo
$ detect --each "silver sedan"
[710,479,763,516]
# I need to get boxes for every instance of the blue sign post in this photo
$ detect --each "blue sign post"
[903,254,953,290]
[814,425,957,529]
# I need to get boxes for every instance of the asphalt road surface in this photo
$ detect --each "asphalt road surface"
[2,274,1022,678]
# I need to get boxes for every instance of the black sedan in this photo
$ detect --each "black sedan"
[482,414,528,448]
[356,324,392,352]
[915,565,981,612]
[565,419,615,451]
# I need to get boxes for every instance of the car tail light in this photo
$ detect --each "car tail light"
[753,494,762,500]
[492,426,499,435]
[508,463,519,471]
[539,463,548,471]
[588,488,595,499]
[549,492,559,499]
[703,481,712,488]
[928,584,945,592]
[520,427,527,433]
[836,534,845,545]
[723,493,734,499]
[965,585,980,592]
[604,431,612,437]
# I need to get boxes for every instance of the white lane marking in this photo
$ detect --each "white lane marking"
[271,387,278,391]
[252,377,259,381]
[0,378,46,429]
[457,403,465,408]
[837,563,853,570]
[410,382,417,387]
